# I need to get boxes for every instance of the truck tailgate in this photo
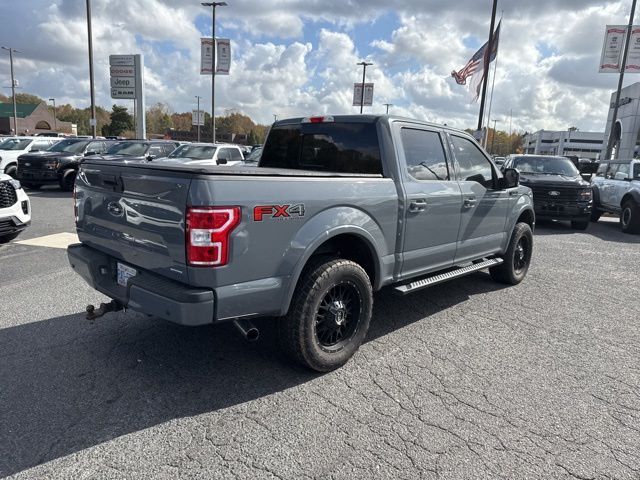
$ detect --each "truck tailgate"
[75,163,191,283]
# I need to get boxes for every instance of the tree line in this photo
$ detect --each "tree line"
[0,93,269,143]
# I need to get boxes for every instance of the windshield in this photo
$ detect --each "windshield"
[0,138,31,151]
[245,147,262,163]
[168,144,216,160]
[512,156,579,176]
[106,142,149,156]
[48,140,90,153]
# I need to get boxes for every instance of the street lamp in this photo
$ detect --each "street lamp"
[273,114,278,122]
[202,1,228,143]
[1,46,20,135]
[85,0,97,138]
[383,103,392,114]
[356,61,373,114]
[195,95,202,142]
[49,98,57,131]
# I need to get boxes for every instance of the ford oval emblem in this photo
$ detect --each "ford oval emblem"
[107,201,124,217]
[549,191,561,196]
[25,162,31,167]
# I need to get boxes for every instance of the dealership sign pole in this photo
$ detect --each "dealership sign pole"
[604,0,637,159]
[109,54,145,139]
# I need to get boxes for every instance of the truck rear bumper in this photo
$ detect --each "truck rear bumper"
[67,243,215,326]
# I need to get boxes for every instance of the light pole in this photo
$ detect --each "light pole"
[85,0,97,138]
[490,119,499,155]
[49,98,57,131]
[195,95,202,142]
[357,61,372,114]
[202,1,227,143]
[383,103,392,114]
[1,46,20,135]
[273,114,278,122]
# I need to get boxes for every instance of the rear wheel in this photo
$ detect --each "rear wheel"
[571,219,589,230]
[279,259,373,372]
[620,200,640,234]
[490,222,533,285]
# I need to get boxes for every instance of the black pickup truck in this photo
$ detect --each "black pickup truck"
[17,139,114,190]
[503,154,592,230]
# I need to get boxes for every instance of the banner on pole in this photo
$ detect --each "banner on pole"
[352,83,374,106]
[200,38,214,75]
[216,39,231,75]
[600,25,628,72]
[626,27,640,72]
[192,110,205,126]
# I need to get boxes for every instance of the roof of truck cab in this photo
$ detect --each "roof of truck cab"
[272,115,472,136]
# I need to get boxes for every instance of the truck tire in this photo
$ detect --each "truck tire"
[620,200,640,234]
[0,232,20,244]
[279,259,373,372]
[590,209,602,223]
[571,219,589,230]
[59,169,76,191]
[489,222,533,285]
[4,164,17,179]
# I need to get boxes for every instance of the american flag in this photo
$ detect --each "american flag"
[451,21,501,101]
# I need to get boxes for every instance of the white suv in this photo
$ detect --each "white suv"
[591,159,640,233]
[0,137,59,178]
[156,143,246,166]
[0,173,31,243]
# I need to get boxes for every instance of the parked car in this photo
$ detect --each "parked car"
[155,143,245,166]
[0,174,30,243]
[16,138,116,191]
[0,137,60,178]
[92,140,179,162]
[503,154,592,230]
[67,114,534,372]
[591,159,640,233]
[493,156,506,166]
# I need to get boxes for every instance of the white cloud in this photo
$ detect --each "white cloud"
[0,0,635,132]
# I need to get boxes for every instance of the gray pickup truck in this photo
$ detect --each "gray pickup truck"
[67,115,535,371]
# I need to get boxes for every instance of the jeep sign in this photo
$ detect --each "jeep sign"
[110,77,134,88]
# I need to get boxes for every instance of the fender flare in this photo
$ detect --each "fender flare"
[278,206,389,315]
[621,190,640,206]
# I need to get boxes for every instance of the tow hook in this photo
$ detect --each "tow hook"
[86,300,124,320]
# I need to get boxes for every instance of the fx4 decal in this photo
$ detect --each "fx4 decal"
[254,204,306,221]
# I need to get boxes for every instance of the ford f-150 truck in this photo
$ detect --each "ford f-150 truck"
[67,115,535,371]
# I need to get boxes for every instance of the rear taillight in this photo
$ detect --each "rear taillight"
[186,206,241,267]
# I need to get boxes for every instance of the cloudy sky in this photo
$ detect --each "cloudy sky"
[0,0,635,132]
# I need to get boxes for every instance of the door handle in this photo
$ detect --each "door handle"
[409,198,427,212]
[463,197,477,208]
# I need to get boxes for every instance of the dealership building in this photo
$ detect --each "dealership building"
[0,102,74,135]
[522,130,605,160]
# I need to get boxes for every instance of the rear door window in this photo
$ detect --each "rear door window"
[260,122,382,174]
[230,148,243,162]
[400,128,449,180]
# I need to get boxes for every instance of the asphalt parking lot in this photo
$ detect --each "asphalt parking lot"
[1,187,639,479]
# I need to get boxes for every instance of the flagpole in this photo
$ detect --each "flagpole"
[477,0,498,133]
[484,15,502,148]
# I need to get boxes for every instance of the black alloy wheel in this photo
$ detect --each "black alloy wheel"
[315,282,362,352]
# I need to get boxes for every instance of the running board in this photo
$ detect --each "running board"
[394,258,503,295]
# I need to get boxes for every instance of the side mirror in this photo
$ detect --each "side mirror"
[501,168,519,189]
[217,158,227,165]
[146,155,156,161]
[84,151,98,157]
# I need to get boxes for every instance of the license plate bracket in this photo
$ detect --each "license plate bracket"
[117,262,137,287]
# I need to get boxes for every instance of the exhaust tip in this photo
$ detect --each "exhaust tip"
[232,318,260,342]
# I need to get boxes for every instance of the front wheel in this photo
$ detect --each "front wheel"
[620,200,640,234]
[4,164,17,178]
[279,259,373,372]
[59,169,77,191]
[490,222,533,285]
[590,209,602,223]
[0,232,20,244]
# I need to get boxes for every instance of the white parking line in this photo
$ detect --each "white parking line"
[16,232,79,249]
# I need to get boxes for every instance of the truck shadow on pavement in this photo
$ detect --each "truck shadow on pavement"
[534,217,640,244]
[0,272,506,477]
